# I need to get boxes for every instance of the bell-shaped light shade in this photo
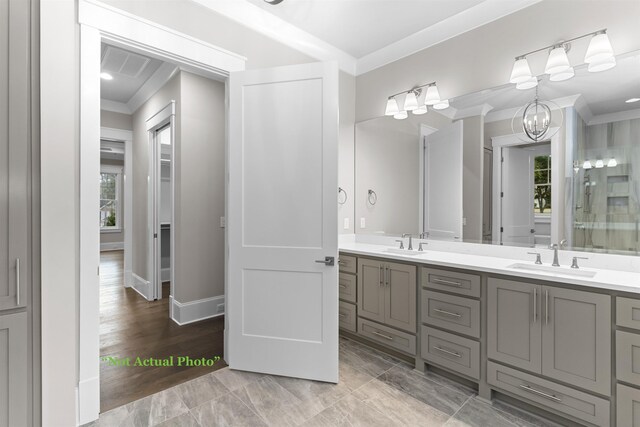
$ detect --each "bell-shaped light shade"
[516,76,538,90]
[433,100,449,110]
[545,46,571,75]
[413,105,428,115]
[595,159,605,168]
[510,58,532,84]
[585,32,614,64]
[588,56,616,72]
[607,158,618,167]
[393,110,408,120]
[583,160,592,169]
[424,85,441,106]
[385,97,399,116]
[403,91,419,111]
[549,67,575,82]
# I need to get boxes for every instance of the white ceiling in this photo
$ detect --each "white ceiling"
[100,44,178,114]
[192,0,541,75]
[449,50,640,124]
[244,0,484,58]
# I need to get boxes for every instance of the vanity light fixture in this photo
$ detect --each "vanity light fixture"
[583,160,593,169]
[516,76,538,90]
[508,29,615,88]
[384,82,449,119]
[595,159,605,168]
[607,158,618,167]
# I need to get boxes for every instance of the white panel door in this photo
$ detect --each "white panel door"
[228,62,339,382]
[424,121,463,240]
[502,147,535,246]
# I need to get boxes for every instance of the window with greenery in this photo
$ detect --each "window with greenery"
[100,168,121,230]
[534,155,551,214]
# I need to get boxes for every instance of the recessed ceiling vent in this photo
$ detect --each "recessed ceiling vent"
[101,46,151,78]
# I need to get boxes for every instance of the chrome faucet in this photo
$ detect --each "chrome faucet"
[402,233,413,250]
[419,232,429,239]
[549,239,567,267]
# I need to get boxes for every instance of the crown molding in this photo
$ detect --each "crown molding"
[190,0,357,74]
[101,99,131,114]
[588,107,640,126]
[127,62,178,114]
[453,103,494,120]
[355,0,542,75]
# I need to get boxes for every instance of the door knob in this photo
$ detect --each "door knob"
[315,256,335,266]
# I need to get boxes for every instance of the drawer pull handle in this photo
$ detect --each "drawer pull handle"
[339,313,347,318]
[433,308,461,318]
[434,346,462,358]
[371,330,394,341]
[432,278,462,288]
[339,284,347,289]
[519,384,562,403]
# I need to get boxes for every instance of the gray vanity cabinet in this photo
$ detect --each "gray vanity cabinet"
[0,0,29,312]
[488,278,541,373]
[541,287,611,396]
[0,312,28,427]
[357,258,416,333]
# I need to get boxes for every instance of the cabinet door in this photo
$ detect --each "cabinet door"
[0,0,29,311]
[357,258,385,324]
[487,278,541,373]
[541,287,610,395]
[0,312,28,427]
[385,262,416,333]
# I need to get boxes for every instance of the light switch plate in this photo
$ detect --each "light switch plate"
[343,218,350,229]
[220,216,226,228]
[360,217,366,229]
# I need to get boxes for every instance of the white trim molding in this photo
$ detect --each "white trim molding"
[131,273,153,301]
[170,295,225,326]
[589,107,640,126]
[100,242,124,251]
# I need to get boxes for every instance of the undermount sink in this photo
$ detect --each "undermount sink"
[382,248,424,256]
[506,262,597,278]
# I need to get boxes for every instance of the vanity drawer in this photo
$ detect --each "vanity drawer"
[339,273,357,303]
[338,255,357,274]
[358,318,416,355]
[487,361,610,427]
[617,383,640,427]
[617,297,640,330]
[421,326,479,380]
[617,330,640,387]
[422,268,480,298]
[421,290,480,338]
[339,301,357,333]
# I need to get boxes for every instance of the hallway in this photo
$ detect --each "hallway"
[100,251,226,411]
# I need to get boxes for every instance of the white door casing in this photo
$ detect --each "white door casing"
[423,121,463,240]
[227,61,339,382]
[501,146,535,246]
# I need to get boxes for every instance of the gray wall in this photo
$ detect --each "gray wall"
[101,110,133,130]
[174,71,225,302]
[355,1,640,122]
[131,72,181,279]
[460,116,484,242]
[339,72,356,234]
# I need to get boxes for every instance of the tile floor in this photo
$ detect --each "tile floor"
[86,337,560,427]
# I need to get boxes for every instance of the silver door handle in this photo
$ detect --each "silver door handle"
[545,289,549,324]
[432,278,462,287]
[434,346,462,358]
[519,384,562,402]
[16,258,20,306]
[315,256,335,266]
[533,288,537,323]
[434,308,461,318]
[372,330,394,340]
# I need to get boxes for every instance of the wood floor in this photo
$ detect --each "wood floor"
[100,250,226,412]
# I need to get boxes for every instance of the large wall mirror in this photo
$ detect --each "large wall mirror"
[354,49,640,255]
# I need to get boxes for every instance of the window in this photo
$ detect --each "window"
[534,155,551,214]
[100,166,122,231]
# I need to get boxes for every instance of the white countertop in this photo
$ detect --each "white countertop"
[339,240,640,294]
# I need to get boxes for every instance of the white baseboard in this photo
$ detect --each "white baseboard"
[124,269,133,288]
[171,294,225,325]
[132,273,153,301]
[77,376,99,426]
[100,241,124,251]
[161,267,171,282]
